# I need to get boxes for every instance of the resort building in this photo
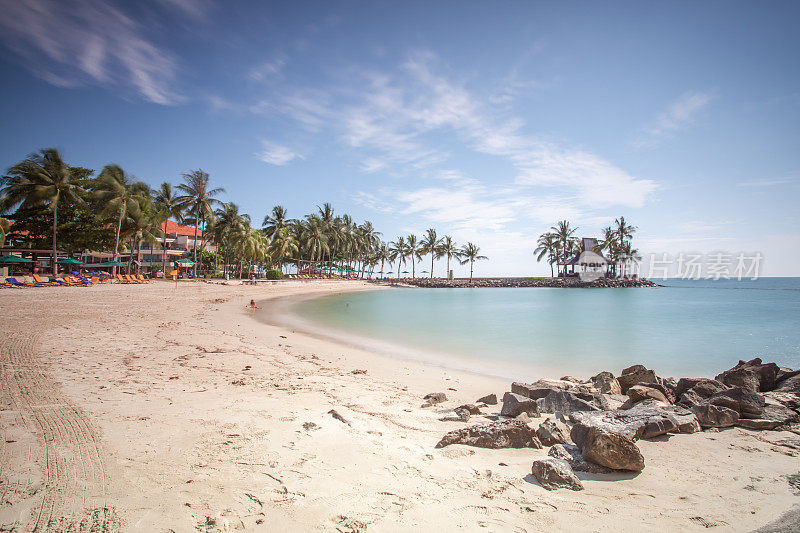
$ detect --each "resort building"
[560,237,610,280]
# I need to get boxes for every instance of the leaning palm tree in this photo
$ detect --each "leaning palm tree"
[1,148,86,276]
[438,235,458,279]
[420,228,441,278]
[153,182,184,273]
[459,242,488,282]
[122,200,163,273]
[550,220,578,276]
[614,216,637,245]
[0,216,9,247]
[176,169,225,275]
[94,164,149,276]
[534,232,559,277]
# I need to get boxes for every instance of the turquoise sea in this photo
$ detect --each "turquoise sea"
[292,278,800,380]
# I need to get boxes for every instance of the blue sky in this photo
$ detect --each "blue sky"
[1,0,798,276]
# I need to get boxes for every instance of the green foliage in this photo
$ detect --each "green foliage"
[265,269,283,280]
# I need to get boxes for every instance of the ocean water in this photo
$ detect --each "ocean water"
[291,278,800,380]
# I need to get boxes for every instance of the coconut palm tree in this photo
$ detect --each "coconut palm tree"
[389,237,408,279]
[268,226,298,272]
[301,215,329,272]
[262,205,292,238]
[231,218,265,278]
[374,241,390,279]
[550,220,579,276]
[94,164,149,276]
[1,148,86,276]
[406,234,421,278]
[153,182,184,273]
[614,216,637,245]
[421,228,441,278]
[534,232,559,277]
[0,216,9,247]
[438,235,458,279]
[459,242,488,282]
[176,169,225,275]
[122,200,163,273]
[213,202,246,278]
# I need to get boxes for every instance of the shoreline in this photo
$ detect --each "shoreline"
[1,281,798,531]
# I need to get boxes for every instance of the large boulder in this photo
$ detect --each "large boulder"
[501,392,541,417]
[617,365,658,394]
[537,390,608,415]
[775,374,800,394]
[511,379,596,400]
[709,387,765,419]
[531,458,584,491]
[435,420,542,449]
[578,426,645,471]
[570,403,700,442]
[691,403,739,428]
[776,368,800,386]
[735,418,782,430]
[591,371,621,395]
[476,393,498,405]
[715,358,780,392]
[548,444,613,474]
[675,378,727,402]
[627,384,669,404]
[536,417,571,446]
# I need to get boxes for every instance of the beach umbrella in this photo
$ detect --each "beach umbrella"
[176,258,194,266]
[402,270,409,274]
[421,270,429,273]
[98,260,126,267]
[56,257,82,265]
[0,255,34,263]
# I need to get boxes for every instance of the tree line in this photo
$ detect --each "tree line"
[0,148,488,279]
[534,217,641,277]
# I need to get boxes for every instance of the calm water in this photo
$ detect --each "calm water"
[292,278,800,380]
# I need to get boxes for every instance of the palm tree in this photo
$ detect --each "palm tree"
[614,216,637,245]
[301,215,329,272]
[94,164,149,276]
[1,148,86,276]
[406,234,421,278]
[438,235,458,279]
[213,202,246,278]
[421,228,441,278]
[374,242,390,279]
[550,220,578,276]
[0,216,9,247]
[122,199,163,273]
[231,218,265,278]
[459,242,488,282]
[176,169,224,275]
[262,205,292,238]
[268,226,298,272]
[534,232,559,277]
[153,182,184,274]
[389,237,408,279]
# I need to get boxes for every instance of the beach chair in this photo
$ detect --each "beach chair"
[116,274,132,284]
[136,274,149,283]
[91,277,99,285]
[8,277,33,287]
[125,274,142,284]
[32,274,58,286]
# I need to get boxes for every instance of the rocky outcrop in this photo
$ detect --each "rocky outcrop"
[476,393,498,405]
[392,277,660,289]
[531,458,584,491]
[709,387,765,419]
[715,358,779,392]
[691,404,739,428]
[435,420,542,449]
[736,418,782,431]
[548,444,613,474]
[536,417,571,446]
[617,365,658,394]
[537,390,608,415]
[577,426,645,471]
[511,379,595,400]
[501,392,541,417]
[675,378,727,402]
[591,371,621,395]
[627,384,670,404]
[775,374,800,394]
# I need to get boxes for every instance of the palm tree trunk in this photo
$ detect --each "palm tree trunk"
[430,253,434,278]
[162,218,168,275]
[446,255,450,278]
[52,203,58,276]
[192,205,199,276]
[470,260,474,282]
[113,203,124,278]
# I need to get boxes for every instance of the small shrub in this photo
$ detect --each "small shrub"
[265,269,283,280]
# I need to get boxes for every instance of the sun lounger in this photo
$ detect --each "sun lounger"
[125,274,143,283]
[136,274,149,283]
[116,274,132,283]
[7,277,33,287]
[32,274,59,286]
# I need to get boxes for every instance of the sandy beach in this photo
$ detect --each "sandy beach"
[1,280,798,532]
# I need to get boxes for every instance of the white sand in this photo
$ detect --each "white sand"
[0,280,798,531]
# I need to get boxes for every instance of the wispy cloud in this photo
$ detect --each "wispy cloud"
[0,0,184,104]
[632,91,716,149]
[255,141,303,166]
[736,177,795,187]
[248,55,286,82]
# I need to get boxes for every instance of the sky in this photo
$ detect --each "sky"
[0,0,798,277]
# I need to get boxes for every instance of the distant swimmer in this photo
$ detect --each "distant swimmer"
[246,299,261,309]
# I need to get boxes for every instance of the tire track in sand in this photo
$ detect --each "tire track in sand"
[0,332,119,531]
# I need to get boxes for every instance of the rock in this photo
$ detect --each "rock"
[531,458,584,491]
[627,384,669,404]
[440,407,471,422]
[537,390,608,415]
[709,387,765,419]
[548,444,614,474]
[302,422,320,431]
[570,403,700,443]
[328,409,352,426]
[579,426,645,471]
[591,371,622,395]
[435,420,543,449]
[675,378,727,401]
[775,374,800,394]
[560,376,584,384]
[776,368,800,386]
[501,392,541,417]
[511,379,596,400]
[763,402,800,424]
[536,417,571,446]
[677,389,706,407]
[716,358,780,392]
[691,404,739,428]
[617,365,658,394]
[457,404,482,415]
[516,412,531,423]
[658,377,678,398]
[477,393,498,405]
[423,392,447,405]
[736,418,782,430]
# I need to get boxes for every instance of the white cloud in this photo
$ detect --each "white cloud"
[632,91,716,149]
[0,0,183,105]
[255,142,303,166]
[736,177,795,187]
[248,55,286,82]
